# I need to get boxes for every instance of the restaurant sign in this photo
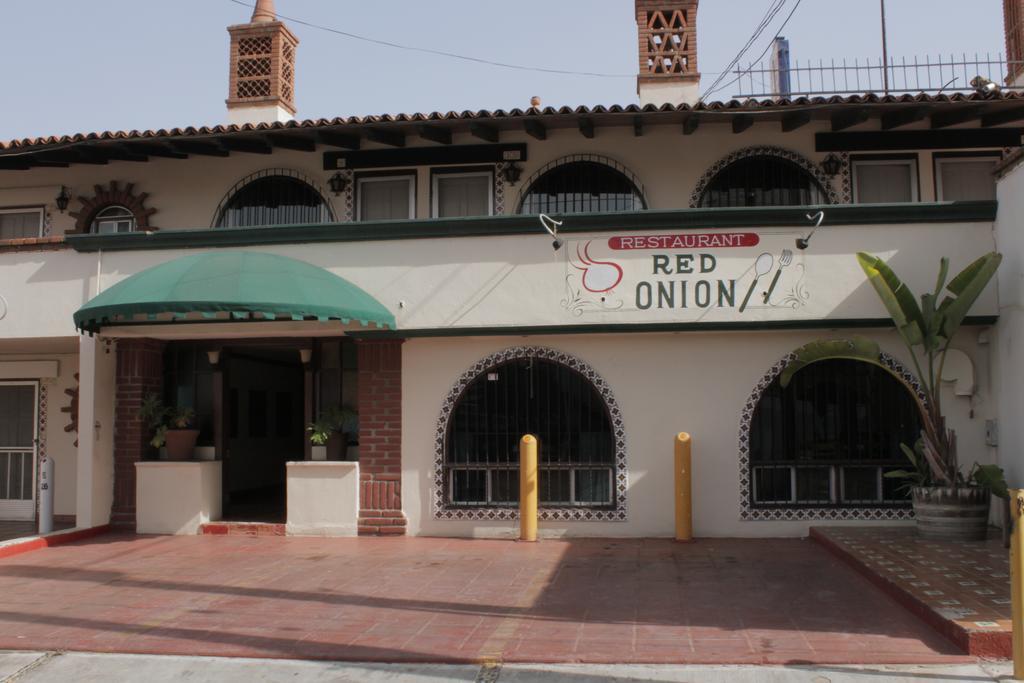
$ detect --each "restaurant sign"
[561,231,809,319]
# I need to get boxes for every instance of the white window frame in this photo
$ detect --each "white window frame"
[431,170,494,218]
[934,155,999,202]
[0,207,44,240]
[851,158,919,203]
[91,205,137,235]
[0,381,39,521]
[356,174,415,221]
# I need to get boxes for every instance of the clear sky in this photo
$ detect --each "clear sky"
[0,0,1005,142]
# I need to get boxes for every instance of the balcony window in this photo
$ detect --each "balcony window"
[432,171,493,218]
[357,175,415,221]
[518,157,645,214]
[852,157,918,203]
[935,155,998,201]
[0,208,43,240]
[91,205,136,234]
[698,155,828,207]
[214,170,333,228]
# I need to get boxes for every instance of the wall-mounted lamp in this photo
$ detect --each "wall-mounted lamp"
[820,154,843,178]
[206,350,221,366]
[55,186,71,213]
[501,163,523,186]
[299,348,313,365]
[327,172,349,196]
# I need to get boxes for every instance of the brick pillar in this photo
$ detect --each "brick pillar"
[355,339,406,536]
[112,338,164,529]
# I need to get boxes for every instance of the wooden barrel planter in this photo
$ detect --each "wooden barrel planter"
[912,486,990,541]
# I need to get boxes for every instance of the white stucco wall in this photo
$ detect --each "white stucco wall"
[136,461,222,535]
[402,328,995,539]
[285,461,359,537]
[994,161,1024,489]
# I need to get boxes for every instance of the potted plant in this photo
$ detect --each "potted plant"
[307,405,357,461]
[780,252,1006,541]
[140,394,199,462]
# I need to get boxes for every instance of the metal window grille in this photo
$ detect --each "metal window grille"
[518,156,646,215]
[444,358,616,508]
[0,452,32,501]
[699,155,828,208]
[213,169,335,228]
[749,359,919,508]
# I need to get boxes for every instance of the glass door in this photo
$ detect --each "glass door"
[0,382,38,520]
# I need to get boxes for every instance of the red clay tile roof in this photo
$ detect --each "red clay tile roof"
[3,91,1023,154]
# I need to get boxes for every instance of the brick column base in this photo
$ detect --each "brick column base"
[356,339,406,536]
[112,338,164,529]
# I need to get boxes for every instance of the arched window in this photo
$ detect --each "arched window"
[444,355,616,508]
[749,359,921,508]
[214,170,334,228]
[518,157,646,214]
[698,154,829,208]
[91,205,136,234]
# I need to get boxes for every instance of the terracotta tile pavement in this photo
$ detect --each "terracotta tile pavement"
[812,526,1011,658]
[0,534,974,664]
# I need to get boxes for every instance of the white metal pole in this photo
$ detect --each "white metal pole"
[38,455,54,535]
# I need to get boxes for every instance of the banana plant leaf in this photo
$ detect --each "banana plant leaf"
[938,252,1002,341]
[856,252,926,349]
[779,338,883,388]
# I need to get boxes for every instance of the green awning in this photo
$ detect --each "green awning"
[73,251,395,334]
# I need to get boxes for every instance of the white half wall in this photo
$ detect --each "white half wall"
[75,336,115,528]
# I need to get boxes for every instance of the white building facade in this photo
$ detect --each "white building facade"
[0,0,1019,538]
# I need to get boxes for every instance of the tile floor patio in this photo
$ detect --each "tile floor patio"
[811,526,1011,658]
[0,533,972,664]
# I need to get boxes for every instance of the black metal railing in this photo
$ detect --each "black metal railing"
[728,53,1020,99]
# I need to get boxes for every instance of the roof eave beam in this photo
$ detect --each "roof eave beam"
[469,123,499,143]
[417,126,451,145]
[170,140,229,157]
[732,115,753,134]
[265,134,316,152]
[981,106,1024,127]
[524,120,547,140]
[781,111,812,132]
[366,128,406,147]
[880,107,930,130]
[682,115,699,135]
[316,131,361,149]
[830,108,870,132]
[930,106,984,129]
[220,137,274,154]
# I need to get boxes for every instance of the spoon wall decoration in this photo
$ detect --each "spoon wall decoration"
[739,252,773,313]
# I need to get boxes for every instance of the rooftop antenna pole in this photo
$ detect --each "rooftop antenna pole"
[880,0,890,94]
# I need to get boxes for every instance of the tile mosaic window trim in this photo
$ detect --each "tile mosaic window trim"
[433,346,628,522]
[738,350,922,522]
[688,145,842,208]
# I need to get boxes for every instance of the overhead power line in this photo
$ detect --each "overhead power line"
[226,0,637,79]
[702,0,807,100]
[700,0,788,100]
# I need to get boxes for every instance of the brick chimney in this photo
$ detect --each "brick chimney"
[636,1,700,106]
[1005,0,1024,85]
[226,0,298,124]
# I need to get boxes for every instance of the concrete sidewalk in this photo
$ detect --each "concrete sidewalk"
[0,652,1013,682]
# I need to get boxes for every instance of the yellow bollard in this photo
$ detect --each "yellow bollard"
[675,432,693,542]
[519,434,538,542]
[1012,490,1024,680]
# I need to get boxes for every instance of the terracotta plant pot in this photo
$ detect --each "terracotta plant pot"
[164,429,200,461]
[912,486,990,541]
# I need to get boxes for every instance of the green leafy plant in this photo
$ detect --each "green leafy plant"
[781,251,1001,492]
[139,394,195,449]
[307,405,357,446]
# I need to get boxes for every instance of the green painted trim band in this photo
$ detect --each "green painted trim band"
[346,315,999,339]
[67,202,998,252]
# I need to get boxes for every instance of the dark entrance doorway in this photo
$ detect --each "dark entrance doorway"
[223,347,305,522]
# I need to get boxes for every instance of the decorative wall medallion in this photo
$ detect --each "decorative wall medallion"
[738,351,922,522]
[433,346,628,522]
[689,146,842,208]
[68,181,158,234]
[62,373,80,447]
